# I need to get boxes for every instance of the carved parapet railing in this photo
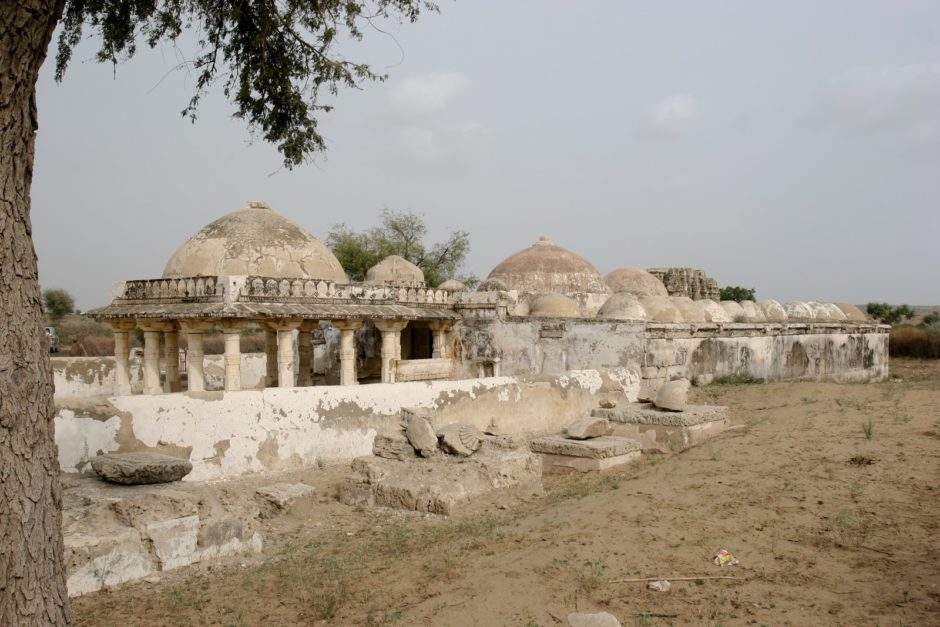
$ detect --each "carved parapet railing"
[115,276,223,302]
[237,276,453,307]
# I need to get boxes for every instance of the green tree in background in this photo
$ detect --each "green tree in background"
[42,288,75,322]
[327,209,479,288]
[866,303,916,325]
[719,286,756,302]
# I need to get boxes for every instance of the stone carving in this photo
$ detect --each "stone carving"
[91,452,193,485]
[646,267,719,301]
[437,422,484,456]
[402,409,439,458]
[654,379,691,412]
[373,433,418,461]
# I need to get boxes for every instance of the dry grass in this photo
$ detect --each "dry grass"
[889,325,940,359]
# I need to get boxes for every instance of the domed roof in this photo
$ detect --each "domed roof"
[438,279,468,292]
[162,201,346,281]
[604,268,668,298]
[486,236,608,296]
[529,293,583,318]
[597,292,647,321]
[835,303,868,321]
[364,255,425,286]
[641,296,684,322]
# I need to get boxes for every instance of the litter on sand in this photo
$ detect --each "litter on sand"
[713,550,739,567]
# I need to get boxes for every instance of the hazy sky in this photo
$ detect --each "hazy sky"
[31,1,940,310]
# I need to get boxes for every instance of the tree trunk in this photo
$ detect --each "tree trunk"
[0,1,70,624]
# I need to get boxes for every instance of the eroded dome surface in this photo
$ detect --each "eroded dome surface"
[486,236,608,296]
[364,255,425,286]
[604,268,668,298]
[597,292,647,321]
[162,201,346,281]
[529,293,583,318]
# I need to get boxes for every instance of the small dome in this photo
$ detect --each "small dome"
[720,300,746,321]
[672,297,705,322]
[835,303,868,321]
[163,201,345,281]
[364,255,425,286]
[529,293,582,318]
[641,296,684,322]
[759,300,787,321]
[597,292,647,321]
[438,279,468,292]
[740,300,766,322]
[604,268,668,298]
[486,236,608,296]
[784,301,814,320]
[700,299,732,323]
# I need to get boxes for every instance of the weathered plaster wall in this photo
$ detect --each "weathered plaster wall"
[55,368,640,481]
[52,353,269,398]
[459,319,888,384]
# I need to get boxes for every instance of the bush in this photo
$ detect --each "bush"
[889,325,940,359]
[719,286,756,302]
[43,288,75,322]
[56,315,115,356]
[866,302,915,325]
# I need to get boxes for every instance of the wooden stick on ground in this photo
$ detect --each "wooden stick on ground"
[609,575,740,583]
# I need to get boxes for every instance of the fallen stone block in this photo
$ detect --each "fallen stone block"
[566,417,610,440]
[340,443,541,515]
[437,422,483,456]
[593,403,731,452]
[654,378,690,412]
[530,435,641,473]
[91,452,192,485]
[255,482,316,515]
[568,612,622,627]
[373,432,417,461]
[403,409,439,458]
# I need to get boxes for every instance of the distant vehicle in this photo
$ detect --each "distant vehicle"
[45,326,59,353]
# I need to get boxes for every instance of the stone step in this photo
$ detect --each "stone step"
[591,403,730,453]
[529,435,642,473]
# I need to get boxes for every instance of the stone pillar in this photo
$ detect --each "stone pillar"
[331,320,363,386]
[429,321,451,359]
[374,320,408,384]
[219,321,244,392]
[137,320,169,395]
[264,328,278,387]
[266,320,301,388]
[108,320,136,396]
[164,324,181,393]
[180,320,213,392]
[297,321,319,387]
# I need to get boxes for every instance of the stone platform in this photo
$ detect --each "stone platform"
[592,403,730,453]
[340,440,542,515]
[529,435,642,473]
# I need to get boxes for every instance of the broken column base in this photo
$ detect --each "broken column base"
[340,441,542,515]
[529,435,642,474]
[592,403,730,453]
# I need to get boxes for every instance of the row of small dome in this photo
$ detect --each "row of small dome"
[529,292,869,323]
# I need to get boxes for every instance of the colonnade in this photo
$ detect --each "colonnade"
[107,317,453,396]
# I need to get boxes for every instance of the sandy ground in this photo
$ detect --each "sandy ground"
[71,359,940,626]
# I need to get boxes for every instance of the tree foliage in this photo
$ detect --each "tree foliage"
[55,0,437,168]
[326,209,478,288]
[866,302,916,326]
[43,288,75,322]
[719,286,756,303]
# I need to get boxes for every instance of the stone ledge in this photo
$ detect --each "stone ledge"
[593,403,729,427]
[529,435,640,459]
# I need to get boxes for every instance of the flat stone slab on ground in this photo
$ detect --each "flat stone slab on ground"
[568,611,622,627]
[255,482,316,512]
[91,452,192,485]
[340,442,541,515]
[593,403,730,427]
[530,435,640,459]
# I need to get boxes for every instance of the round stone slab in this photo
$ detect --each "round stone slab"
[91,452,193,485]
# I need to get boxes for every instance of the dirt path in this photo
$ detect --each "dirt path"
[72,359,940,626]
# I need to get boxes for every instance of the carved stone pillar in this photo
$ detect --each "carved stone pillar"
[264,328,278,387]
[107,320,136,396]
[163,323,181,393]
[429,321,452,359]
[265,320,301,388]
[219,321,244,392]
[374,320,408,383]
[297,320,319,387]
[180,320,214,392]
[331,320,363,386]
[137,320,169,395]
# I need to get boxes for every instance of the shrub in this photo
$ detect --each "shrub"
[889,325,940,359]
[866,303,915,325]
[719,286,756,302]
